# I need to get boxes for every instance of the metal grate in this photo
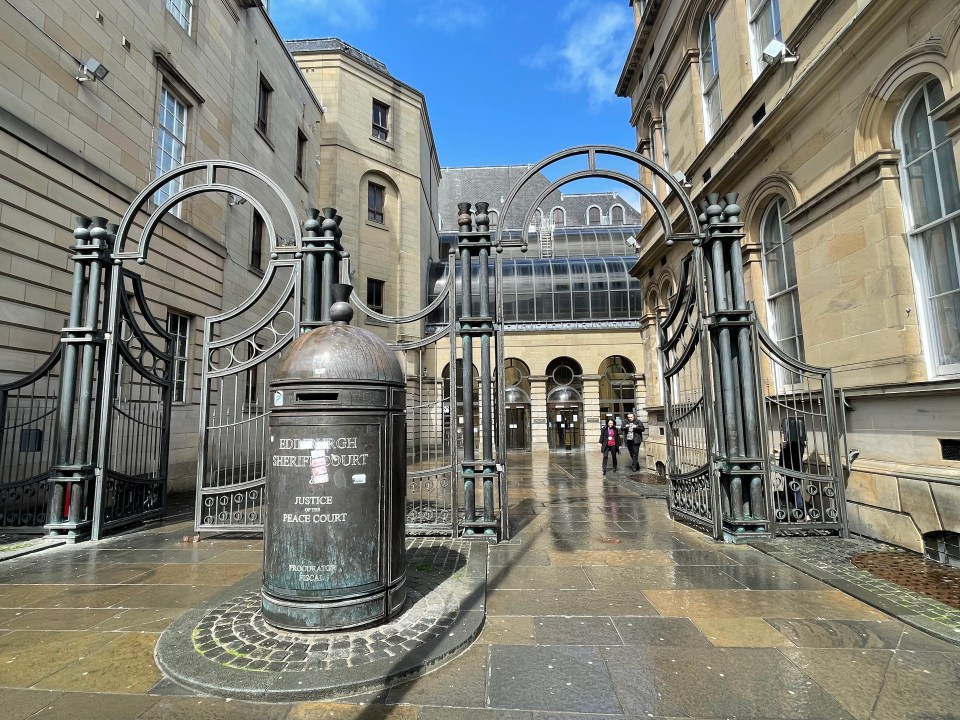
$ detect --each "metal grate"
[940,438,960,461]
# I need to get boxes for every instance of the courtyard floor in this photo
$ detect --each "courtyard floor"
[1,450,959,719]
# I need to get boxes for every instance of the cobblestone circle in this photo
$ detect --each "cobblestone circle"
[190,539,470,673]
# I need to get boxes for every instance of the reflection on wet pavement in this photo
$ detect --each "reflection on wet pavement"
[0,449,958,719]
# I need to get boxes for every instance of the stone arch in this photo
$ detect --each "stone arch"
[645,285,661,315]
[743,173,801,241]
[683,0,722,51]
[855,42,954,162]
[359,168,401,227]
[658,271,676,307]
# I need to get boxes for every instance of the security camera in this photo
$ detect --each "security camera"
[77,58,109,82]
[672,171,692,189]
[625,235,638,248]
[761,39,797,66]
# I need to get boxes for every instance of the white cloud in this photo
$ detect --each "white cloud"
[270,0,379,30]
[413,1,487,31]
[534,1,633,108]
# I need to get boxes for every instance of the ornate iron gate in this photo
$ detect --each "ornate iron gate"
[658,253,719,537]
[0,347,61,532]
[195,259,301,532]
[657,194,848,540]
[757,325,848,535]
[93,271,173,538]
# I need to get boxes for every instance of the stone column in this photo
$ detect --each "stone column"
[582,374,602,441]
[529,375,548,450]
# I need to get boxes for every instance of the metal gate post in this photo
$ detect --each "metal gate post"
[456,202,498,537]
[700,194,769,542]
[302,207,343,331]
[45,216,114,540]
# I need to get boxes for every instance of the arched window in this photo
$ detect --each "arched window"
[587,206,601,225]
[896,79,960,375]
[748,0,782,78]
[534,209,543,227]
[611,205,625,224]
[552,207,565,227]
[761,197,804,362]
[699,14,722,140]
[488,210,499,226]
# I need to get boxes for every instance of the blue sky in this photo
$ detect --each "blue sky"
[269,0,637,170]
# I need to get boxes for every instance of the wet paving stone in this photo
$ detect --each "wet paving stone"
[488,645,622,714]
[532,616,622,646]
[604,645,855,719]
[611,616,713,647]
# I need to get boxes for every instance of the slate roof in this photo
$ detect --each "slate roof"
[438,166,642,231]
[285,38,391,77]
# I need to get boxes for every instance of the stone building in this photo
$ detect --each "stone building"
[617,0,960,555]
[432,166,647,452]
[0,1,438,495]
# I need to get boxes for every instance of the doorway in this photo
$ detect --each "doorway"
[548,403,582,450]
[505,405,530,450]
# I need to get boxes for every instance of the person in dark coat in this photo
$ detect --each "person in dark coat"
[598,418,621,474]
[621,412,645,471]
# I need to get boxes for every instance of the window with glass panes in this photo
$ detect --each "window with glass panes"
[368,182,385,223]
[367,278,385,312]
[167,313,190,403]
[897,79,960,375]
[552,207,565,227]
[155,86,187,217]
[296,129,307,179]
[761,197,804,362]
[611,205,624,224]
[372,100,389,141]
[699,14,722,139]
[588,207,601,225]
[748,0,782,78]
[165,0,192,32]
[251,210,264,270]
[257,75,272,136]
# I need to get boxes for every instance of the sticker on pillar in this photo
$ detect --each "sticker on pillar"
[274,390,284,407]
[352,474,366,484]
[310,447,329,484]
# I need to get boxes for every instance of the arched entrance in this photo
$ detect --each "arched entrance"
[599,355,637,425]
[502,358,532,451]
[546,357,584,451]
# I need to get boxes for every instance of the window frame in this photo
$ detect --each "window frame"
[760,196,804,364]
[167,312,191,403]
[372,99,390,142]
[747,0,782,79]
[552,207,565,228]
[256,73,273,140]
[296,128,307,180]
[165,0,193,33]
[366,278,385,313]
[367,181,386,224]
[699,13,722,140]
[895,79,960,377]
[611,205,625,225]
[251,210,264,272]
[587,206,602,226]
[154,84,188,218]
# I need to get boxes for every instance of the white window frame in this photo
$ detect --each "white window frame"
[155,85,187,218]
[587,206,602,226]
[610,204,625,225]
[895,79,960,377]
[167,312,190,403]
[760,197,804,365]
[747,0,782,79]
[699,14,722,140]
[165,0,193,33]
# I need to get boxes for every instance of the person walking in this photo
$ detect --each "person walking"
[621,412,645,472]
[598,418,621,474]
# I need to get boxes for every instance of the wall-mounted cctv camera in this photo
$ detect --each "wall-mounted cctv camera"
[761,39,797,66]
